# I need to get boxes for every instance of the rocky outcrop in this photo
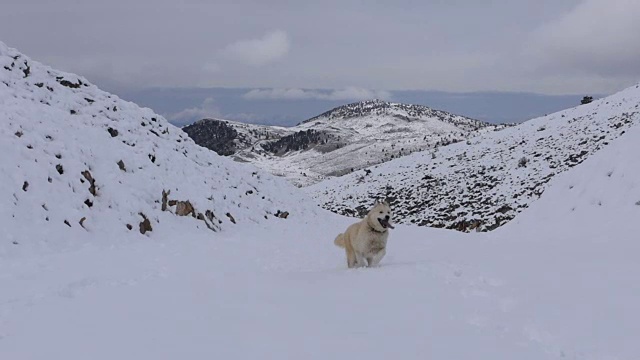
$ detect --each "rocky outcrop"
[161,190,220,231]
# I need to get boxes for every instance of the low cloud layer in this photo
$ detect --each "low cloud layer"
[167,97,220,126]
[243,87,392,101]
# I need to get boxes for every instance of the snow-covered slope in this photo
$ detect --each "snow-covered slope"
[184,100,505,186]
[0,41,313,256]
[2,40,639,360]
[2,117,638,360]
[308,84,640,231]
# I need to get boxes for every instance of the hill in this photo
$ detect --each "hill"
[307,84,640,231]
[183,100,505,186]
[0,41,311,255]
[1,40,638,360]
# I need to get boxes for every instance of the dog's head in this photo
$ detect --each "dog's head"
[367,199,394,232]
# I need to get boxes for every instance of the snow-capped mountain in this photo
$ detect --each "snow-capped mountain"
[0,41,313,255]
[184,100,505,186]
[307,84,640,231]
[3,92,640,360]
[299,99,489,131]
[2,41,640,360]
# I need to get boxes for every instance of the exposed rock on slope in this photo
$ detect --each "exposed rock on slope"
[307,84,640,231]
[300,99,489,132]
[0,41,311,253]
[185,100,506,186]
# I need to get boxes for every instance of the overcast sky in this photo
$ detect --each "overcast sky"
[1,0,639,125]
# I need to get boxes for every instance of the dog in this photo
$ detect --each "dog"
[334,200,394,268]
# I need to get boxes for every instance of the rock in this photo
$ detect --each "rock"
[117,160,126,172]
[81,170,97,196]
[197,211,219,232]
[22,181,29,191]
[226,212,236,224]
[175,201,195,217]
[107,127,119,137]
[496,205,513,214]
[139,213,152,234]
[518,157,528,168]
[161,190,170,211]
[58,79,82,88]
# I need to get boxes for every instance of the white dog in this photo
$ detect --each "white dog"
[334,200,394,268]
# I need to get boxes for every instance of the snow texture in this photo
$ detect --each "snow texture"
[308,84,640,231]
[1,41,639,360]
[0,41,313,257]
[184,100,505,186]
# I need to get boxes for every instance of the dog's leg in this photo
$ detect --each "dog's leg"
[367,249,386,267]
[366,256,374,267]
[346,247,357,268]
[354,252,367,268]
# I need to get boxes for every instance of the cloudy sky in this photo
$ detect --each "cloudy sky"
[2,0,639,125]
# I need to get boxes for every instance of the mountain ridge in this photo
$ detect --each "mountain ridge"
[306,83,640,231]
[184,100,506,186]
[300,99,492,132]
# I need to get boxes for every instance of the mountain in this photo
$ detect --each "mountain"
[4,123,640,358]
[0,41,312,254]
[2,41,639,360]
[306,84,640,231]
[184,100,506,186]
[299,99,490,131]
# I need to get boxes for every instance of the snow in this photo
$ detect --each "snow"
[191,101,500,187]
[0,41,314,257]
[308,84,640,231]
[2,40,640,360]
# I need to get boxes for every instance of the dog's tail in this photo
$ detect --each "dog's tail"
[334,233,345,248]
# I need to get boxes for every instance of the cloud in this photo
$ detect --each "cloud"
[203,62,221,73]
[7,1,634,95]
[222,30,290,66]
[527,0,640,77]
[242,87,392,101]
[166,97,221,126]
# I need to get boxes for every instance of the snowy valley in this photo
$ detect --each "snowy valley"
[183,100,504,186]
[1,41,640,360]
